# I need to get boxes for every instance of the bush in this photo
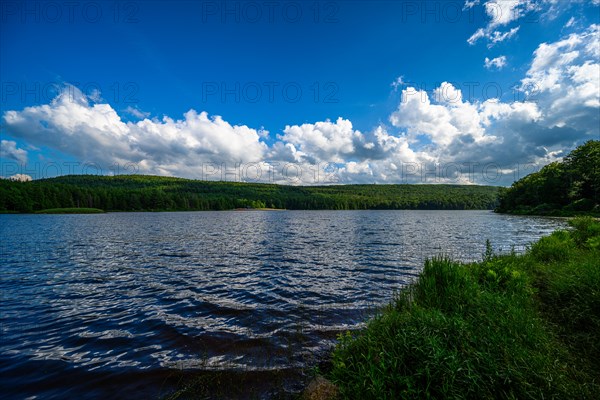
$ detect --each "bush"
[568,216,600,248]
[565,198,595,212]
[530,203,561,215]
[530,231,575,262]
[474,256,531,294]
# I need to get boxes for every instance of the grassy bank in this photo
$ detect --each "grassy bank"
[35,207,105,214]
[326,217,600,399]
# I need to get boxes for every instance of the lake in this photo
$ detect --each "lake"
[0,211,568,399]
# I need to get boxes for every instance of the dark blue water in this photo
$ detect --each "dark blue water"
[0,211,567,398]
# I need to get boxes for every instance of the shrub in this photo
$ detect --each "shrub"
[568,216,600,247]
[530,231,574,262]
[564,198,595,212]
[530,203,560,215]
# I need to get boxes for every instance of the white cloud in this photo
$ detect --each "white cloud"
[463,0,480,10]
[277,118,363,163]
[484,55,508,69]
[390,83,493,146]
[124,106,151,119]
[489,27,520,45]
[468,25,520,47]
[433,82,464,104]
[88,88,102,103]
[484,0,534,29]
[8,174,32,182]
[2,86,268,178]
[467,0,532,45]
[468,0,597,46]
[467,28,486,45]
[0,140,28,164]
[2,25,598,186]
[387,23,599,183]
[391,76,406,91]
[541,0,598,21]
[520,24,600,133]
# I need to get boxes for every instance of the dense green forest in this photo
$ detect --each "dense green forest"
[0,175,500,213]
[496,140,600,215]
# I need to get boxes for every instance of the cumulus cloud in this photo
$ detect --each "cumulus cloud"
[520,24,600,135]
[2,24,598,186]
[383,24,598,184]
[390,82,495,147]
[386,80,580,184]
[277,118,364,163]
[0,140,28,164]
[3,86,268,178]
[484,55,508,69]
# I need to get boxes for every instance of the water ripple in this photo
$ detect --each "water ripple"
[0,210,567,399]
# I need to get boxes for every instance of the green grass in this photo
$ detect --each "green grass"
[35,207,105,214]
[328,217,600,399]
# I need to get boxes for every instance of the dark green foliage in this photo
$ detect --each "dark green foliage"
[329,218,600,399]
[0,175,500,212]
[497,140,600,215]
[568,216,600,248]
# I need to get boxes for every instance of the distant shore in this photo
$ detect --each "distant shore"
[0,174,501,213]
[233,207,286,211]
[35,207,105,214]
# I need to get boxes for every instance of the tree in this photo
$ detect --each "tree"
[497,140,600,214]
[564,140,600,203]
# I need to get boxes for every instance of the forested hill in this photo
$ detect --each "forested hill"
[496,140,600,216]
[0,175,501,213]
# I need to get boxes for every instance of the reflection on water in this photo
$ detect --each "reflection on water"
[0,210,567,398]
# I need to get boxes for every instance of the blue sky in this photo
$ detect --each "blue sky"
[1,0,599,185]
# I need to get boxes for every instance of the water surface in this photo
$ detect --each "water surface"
[0,211,568,398]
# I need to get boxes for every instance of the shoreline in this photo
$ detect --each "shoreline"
[34,207,105,214]
[317,216,600,398]
[3,208,499,214]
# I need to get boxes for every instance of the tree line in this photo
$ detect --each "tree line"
[0,175,501,213]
